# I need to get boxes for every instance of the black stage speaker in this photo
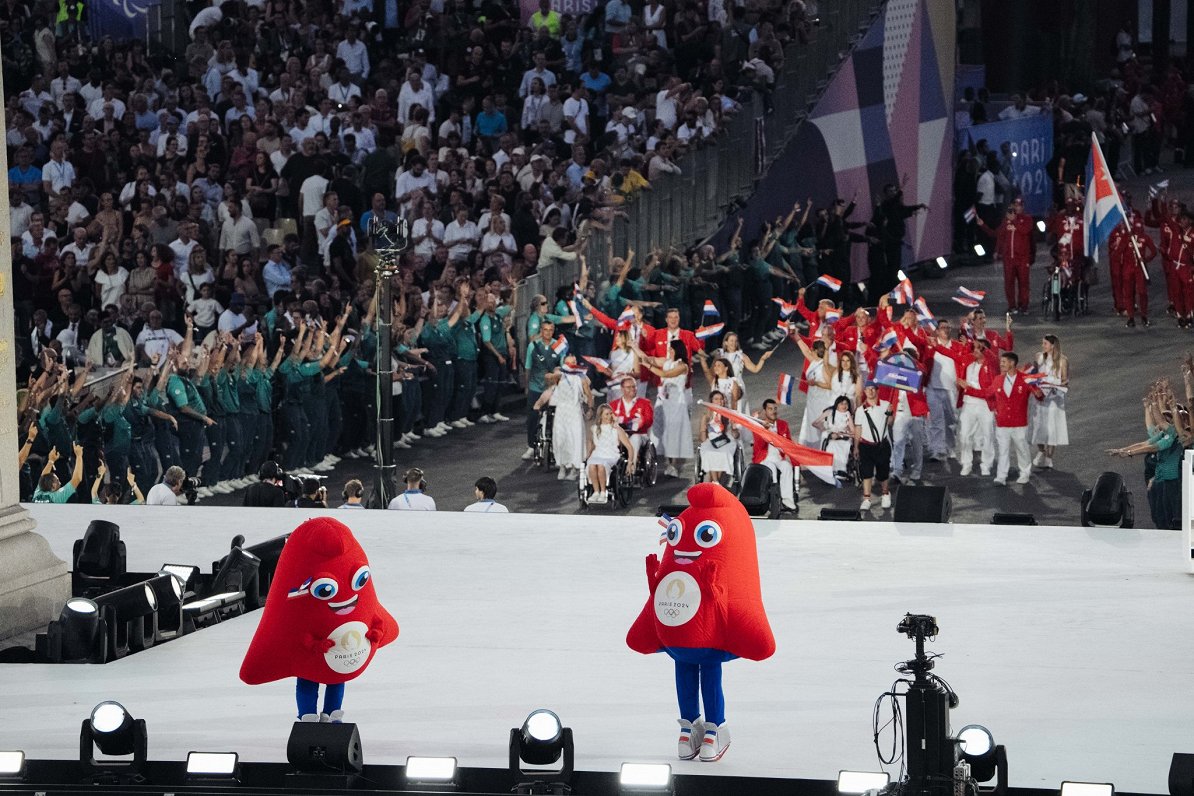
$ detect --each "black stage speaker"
[286,722,363,773]
[894,486,952,523]
[1169,753,1194,796]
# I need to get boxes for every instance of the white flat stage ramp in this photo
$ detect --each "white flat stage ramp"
[4,503,1191,792]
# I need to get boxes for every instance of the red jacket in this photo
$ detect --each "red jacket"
[1161,217,1183,262]
[876,353,930,417]
[586,305,656,381]
[1109,211,1145,263]
[1050,212,1085,258]
[751,418,792,464]
[611,395,654,435]
[833,316,881,372]
[979,212,1035,264]
[981,371,1043,428]
[927,341,998,409]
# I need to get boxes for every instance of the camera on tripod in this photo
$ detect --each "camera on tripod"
[897,613,938,640]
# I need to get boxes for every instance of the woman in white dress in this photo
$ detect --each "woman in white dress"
[696,352,743,410]
[697,390,740,484]
[534,357,592,480]
[608,328,641,392]
[718,331,774,416]
[793,336,835,448]
[647,339,694,477]
[585,403,635,504]
[1031,334,1069,468]
[814,395,856,475]
[829,350,863,410]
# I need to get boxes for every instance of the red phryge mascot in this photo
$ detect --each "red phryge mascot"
[627,483,775,762]
[240,517,399,721]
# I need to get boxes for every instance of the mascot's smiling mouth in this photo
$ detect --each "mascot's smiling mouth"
[329,595,359,615]
[673,551,702,565]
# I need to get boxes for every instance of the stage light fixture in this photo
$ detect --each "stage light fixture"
[209,544,261,596]
[80,701,147,775]
[0,751,26,779]
[405,756,458,788]
[1062,783,1113,796]
[957,724,1006,784]
[620,762,672,793]
[160,564,200,595]
[510,708,574,790]
[974,244,986,257]
[186,752,240,781]
[936,256,948,269]
[94,575,174,655]
[239,534,289,608]
[1036,220,1047,233]
[72,520,127,596]
[897,269,909,282]
[56,597,103,661]
[837,770,890,794]
[182,591,248,628]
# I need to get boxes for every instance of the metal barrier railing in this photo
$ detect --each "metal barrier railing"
[510,0,883,348]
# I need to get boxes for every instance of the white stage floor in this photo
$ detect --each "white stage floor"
[4,503,1191,792]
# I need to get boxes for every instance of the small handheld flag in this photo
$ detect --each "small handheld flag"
[582,355,612,375]
[551,335,569,357]
[963,205,977,223]
[617,306,635,325]
[913,297,936,327]
[888,278,915,304]
[695,323,725,340]
[824,308,842,323]
[957,286,986,301]
[702,300,720,319]
[952,296,981,308]
[816,274,843,292]
[1021,370,1046,383]
[772,297,798,318]
[875,327,900,352]
[777,373,795,405]
[1148,179,1169,200]
[561,363,589,376]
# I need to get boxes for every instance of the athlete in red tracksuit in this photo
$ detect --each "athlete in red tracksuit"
[1120,222,1158,327]
[977,198,1035,314]
[1109,208,1144,316]
[1050,200,1086,284]
[1149,196,1184,316]
[1174,214,1194,327]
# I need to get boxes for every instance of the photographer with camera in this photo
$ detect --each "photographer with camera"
[146,465,186,506]
[242,460,289,507]
[295,476,328,508]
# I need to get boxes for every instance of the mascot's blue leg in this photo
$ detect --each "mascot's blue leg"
[295,678,319,718]
[322,683,345,714]
[698,662,725,726]
[674,660,701,722]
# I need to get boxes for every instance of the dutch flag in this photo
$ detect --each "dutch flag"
[551,335,569,357]
[963,205,977,224]
[777,373,795,405]
[772,297,798,318]
[695,323,725,340]
[703,300,720,319]
[816,274,843,292]
[824,308,842,323]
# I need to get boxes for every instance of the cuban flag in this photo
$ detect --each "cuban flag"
[957,286,986,301]
[875,327,900,353]
[702,300,720,319]
[617,306,635,328]
[582,355,612,375]
[551,335,569,357]
[913,297,936,327]
[816,274,843,292]
[963,206,977,223]
[695,323,725,340]
[824,308,842,323]
[889,278,915,304]
[1084,131,1128,262]
[777,373,795,405]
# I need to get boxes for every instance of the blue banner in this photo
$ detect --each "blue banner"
[87,0,158,41]
[959,115,1054,217]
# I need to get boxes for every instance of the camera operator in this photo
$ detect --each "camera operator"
[146,465,186,506]
[295,476,327,508]
[242,460,289,507]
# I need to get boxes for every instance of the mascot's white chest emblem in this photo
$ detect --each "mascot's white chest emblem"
[324,621,371,674]
[654,571,701,627]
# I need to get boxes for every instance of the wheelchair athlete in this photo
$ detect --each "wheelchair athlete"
[582,403,637,505]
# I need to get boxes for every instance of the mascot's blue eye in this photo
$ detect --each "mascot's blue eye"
[352,565,371,591]
[666,519,682,546]
[694,521,723,549]
[311,577,339,600]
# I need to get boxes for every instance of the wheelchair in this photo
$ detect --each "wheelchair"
[532,406,556,469]
[578,448,636,509]
[1041,258,1089,322]
[734,462,798,519]
[821,434,859,486]
[695,440,746,490]
[627,433,659,489]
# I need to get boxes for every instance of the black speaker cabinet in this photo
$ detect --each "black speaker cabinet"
[286,722,363,774]
[893,485,952,523]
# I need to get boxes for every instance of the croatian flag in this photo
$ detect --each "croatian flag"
[963,206,977,223]
[695,323,725,340]
[582,355,612,375]
[1084,131,1128,262]
[617,306,635,328]
[824,308,842,323]
[816,274,843,292]
[703,300,720,319]
[777,374,795,405]
[875,327,900,352]
[772,297,798,318]
[913,297,936,327]
[957,286,986,302]
[551,335,569,357]
[952,296,981,308]
[889,278,915,304]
